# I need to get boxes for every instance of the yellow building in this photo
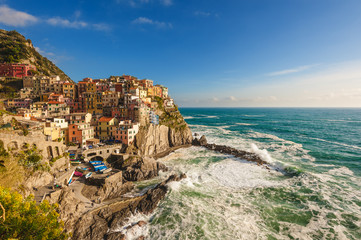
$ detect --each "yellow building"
[86,82,96,92]
[96,117,119,140]
[63,82,76,99]
[147,86,155,97]
[43,122,61,141]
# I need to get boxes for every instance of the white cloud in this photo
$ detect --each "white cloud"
[132,17,173,29]
[0,5,38,27]
[267,64,318,76]
[34,46,55,57]
[92,23,111,31]
[46,16,111,31]
[46,17,88,28]
[0,5,110,31]
[229,96,237,101]
[194,11,211,17]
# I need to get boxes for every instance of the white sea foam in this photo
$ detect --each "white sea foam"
[328,166,354,176]
[324,119,361,123]
[209,158,281,188]
[215,125,233,135]
[309,137,361,150]
[110,213,149,240]
[249,143,273,163]
[243,114,265,117]
[236,123,256,126]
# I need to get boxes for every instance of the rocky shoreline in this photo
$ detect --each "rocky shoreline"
[28,125,277,240]
[72,173,187,240]
[192,135,269,166]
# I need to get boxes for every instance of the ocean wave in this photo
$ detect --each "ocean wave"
[209,158,282,189]
[249,143,273,164]
[243,114,265,117]
[215,125,234,135]
[236,123,256,126]
[324,119,361,123]
[110,213,149,240]
[309,137,361,150]
[327,166,354,176]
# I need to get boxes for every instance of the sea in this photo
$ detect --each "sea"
[122,108,361,240]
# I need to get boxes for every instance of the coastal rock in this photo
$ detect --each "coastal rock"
[82,171,134,202]
[134,125,171,156]
[169,127,193,147]
[45,187,86,230]
[131,124,192,157]
[22,171,53,196]
[105,232,126,240]
[199,135,207,146]
[72,173,186,240]
[203,143,268,165]
[192,135,207,146]
[118,156,168,182]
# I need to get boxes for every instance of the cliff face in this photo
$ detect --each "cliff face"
[131,124,192,157]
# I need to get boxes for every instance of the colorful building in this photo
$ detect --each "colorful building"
[115,120,139,145]
[96,117,118,141]
[63,82,76,100]
[68,123,94,147]
[0,63,36,78]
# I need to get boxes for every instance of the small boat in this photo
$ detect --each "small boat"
[85,172,92,179]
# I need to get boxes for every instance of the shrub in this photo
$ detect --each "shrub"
[0,186,68,239]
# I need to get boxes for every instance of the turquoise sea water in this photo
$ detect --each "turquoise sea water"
[126,108,361,240]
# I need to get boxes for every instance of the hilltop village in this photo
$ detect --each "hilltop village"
[1,62,175,147]
[0,61,194,239]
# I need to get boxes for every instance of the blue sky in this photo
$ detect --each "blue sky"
[1,0,361,107]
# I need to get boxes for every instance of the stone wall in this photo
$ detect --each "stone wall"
[82,144,123,160]
[0,131,66,160]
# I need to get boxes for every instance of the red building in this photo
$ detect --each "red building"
[115,83,123,93]
[0,63,36,78]
[96,82,110,92]
[68,124,83,145]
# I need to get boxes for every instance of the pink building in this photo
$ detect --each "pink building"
[0,63,36,78]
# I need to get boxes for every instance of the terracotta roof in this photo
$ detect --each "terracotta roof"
[98,117,114,122]
[48,101,64,104]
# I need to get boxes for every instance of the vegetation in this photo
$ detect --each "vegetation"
[0,29,72,82]
[0,186,68,240]
[0,141,24,188]
[153,96,187,130]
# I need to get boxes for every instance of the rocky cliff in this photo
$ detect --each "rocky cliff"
[129,123,192,158]
[71,173,186,240]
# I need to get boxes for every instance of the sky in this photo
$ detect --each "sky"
[1,0,361,107]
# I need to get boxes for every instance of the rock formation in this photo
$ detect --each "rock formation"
[45,187,86,230]
[130,124,192,157]
[72,173,187,240]
[193,135,269,166]
[82,171,134,202]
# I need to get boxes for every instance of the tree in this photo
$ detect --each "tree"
[0,187,68,239]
